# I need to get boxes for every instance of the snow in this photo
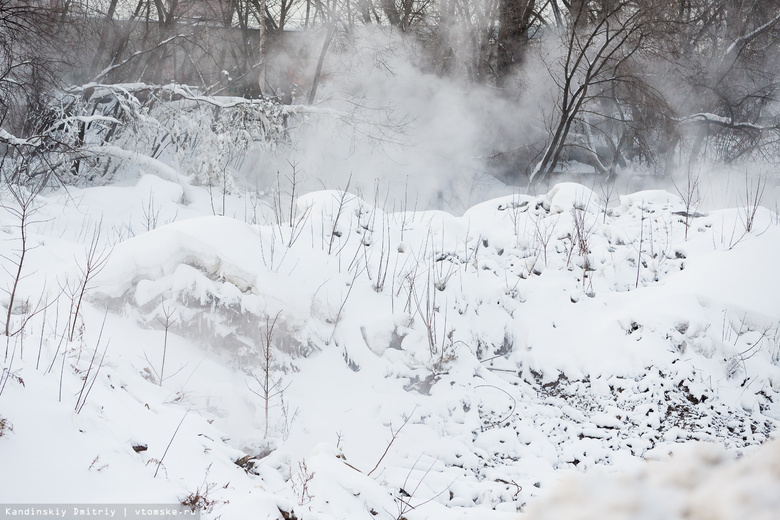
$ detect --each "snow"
[0,128,37,147]
[524,438,780,520]
[1,171,779,519]
[88,146,192,186]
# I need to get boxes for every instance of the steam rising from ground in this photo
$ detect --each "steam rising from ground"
[248,27,780,215]
[251,27,551,213]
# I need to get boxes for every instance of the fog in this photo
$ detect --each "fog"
[247,25,779,214]
[248,27,546,212]
[2,1,780,214]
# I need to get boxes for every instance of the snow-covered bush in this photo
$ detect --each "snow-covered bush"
[25,83,291,188]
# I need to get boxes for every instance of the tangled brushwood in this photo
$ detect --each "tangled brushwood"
[2,83,293,188]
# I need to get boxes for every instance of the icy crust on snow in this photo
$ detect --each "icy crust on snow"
[2,178,780,519]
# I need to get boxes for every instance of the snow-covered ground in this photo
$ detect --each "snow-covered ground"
[1,173,778,519]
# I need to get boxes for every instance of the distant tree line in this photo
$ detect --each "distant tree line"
[2,0,780,183]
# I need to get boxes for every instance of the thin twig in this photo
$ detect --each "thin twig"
[367,406,417,477]
[155,409,190,478]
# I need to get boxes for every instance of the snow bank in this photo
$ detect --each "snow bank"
[525,438,780,520]
[1,177,778,519]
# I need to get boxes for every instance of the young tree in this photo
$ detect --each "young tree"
[532,0,652,181]
[246,311,288,438]
[0,179,45,338]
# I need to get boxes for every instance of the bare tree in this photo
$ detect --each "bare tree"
[0,1,63,137]
[532,0,651,181]
[0,178,46,339]
[664,1,780,168]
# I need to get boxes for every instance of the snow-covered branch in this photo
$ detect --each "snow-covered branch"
[676,113,780,133]
[723,12,780,63]
[82,145,190,185]
[0,128,39,148]
[67,82,346,119]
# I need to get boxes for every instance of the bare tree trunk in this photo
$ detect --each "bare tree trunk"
[496,0,535,84]
[308,23,335,104]
[381,0,402,28]
[89,0,120,77]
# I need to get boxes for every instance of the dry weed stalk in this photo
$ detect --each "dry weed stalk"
[247,311,290,438]
[673,166,702,241]
[69,221,112,342]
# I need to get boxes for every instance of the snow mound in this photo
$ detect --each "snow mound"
[525,438,780,520]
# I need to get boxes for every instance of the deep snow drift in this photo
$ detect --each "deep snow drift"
[0,174,778,519]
